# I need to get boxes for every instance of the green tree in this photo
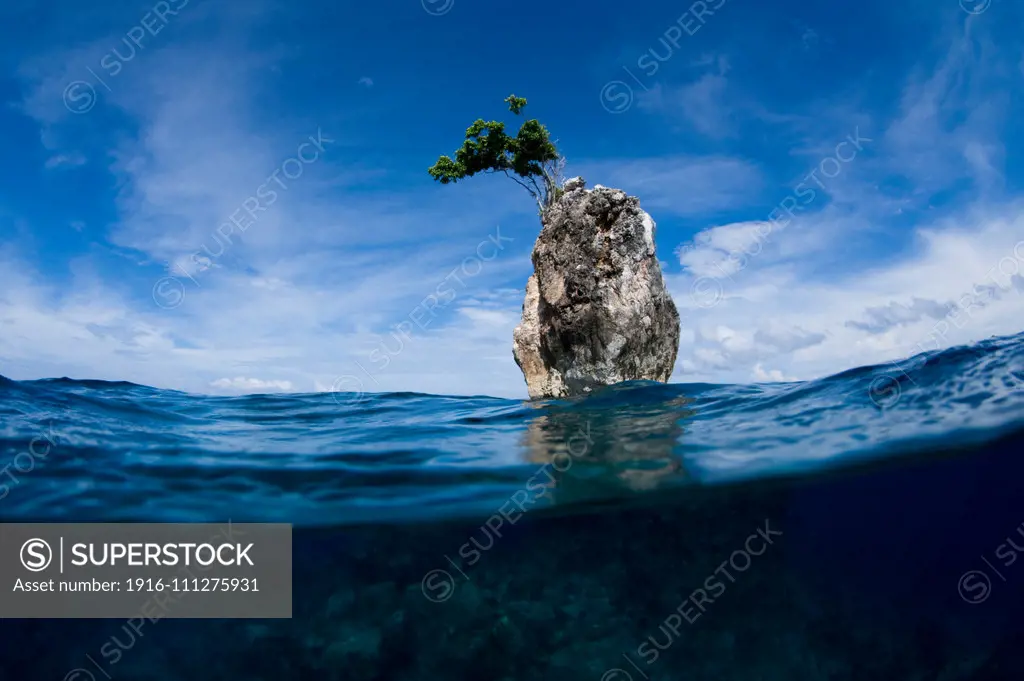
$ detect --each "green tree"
[429,95,565,212]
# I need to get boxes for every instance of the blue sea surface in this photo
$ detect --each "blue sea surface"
[1,333,1023,525]
[1,333,1024,680]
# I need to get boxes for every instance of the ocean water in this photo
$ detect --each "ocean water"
[1,333,1023,680]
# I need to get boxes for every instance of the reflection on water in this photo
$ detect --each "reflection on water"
[521,388,696,502]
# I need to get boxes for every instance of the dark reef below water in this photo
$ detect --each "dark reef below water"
[2,430,1024,681]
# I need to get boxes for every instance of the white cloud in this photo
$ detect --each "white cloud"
[210,377,294,392]
[881,22,1008,198]
[677,221,774,276]
[576,156,764,217]
[639,74,733,138]
[45,153,86,169]
[0,248,532,396]
[4,3,1022,402]
[752,364,794,382]
[662,16,1024,387]
[669,203,1024,384]
[3,21,538,398]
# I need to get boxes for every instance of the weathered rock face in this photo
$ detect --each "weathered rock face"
[513,177,680,399]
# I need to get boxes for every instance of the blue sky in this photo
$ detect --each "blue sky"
[1,0,1023,397]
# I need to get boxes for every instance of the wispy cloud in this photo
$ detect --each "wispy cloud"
[576,155,764,217]
[664,12,1024,384]
[44,152,87,169]
[3,0,1023,398]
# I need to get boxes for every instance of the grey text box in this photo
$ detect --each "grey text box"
[0,522,291,618]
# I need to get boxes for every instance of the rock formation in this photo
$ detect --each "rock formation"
[513,176,680,399]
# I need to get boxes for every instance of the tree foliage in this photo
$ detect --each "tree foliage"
[428,95,565,212]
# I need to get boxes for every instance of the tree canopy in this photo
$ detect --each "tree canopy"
[428,95,564,211]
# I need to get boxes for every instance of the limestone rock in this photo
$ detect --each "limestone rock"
[512,177,680,399]
[563,176,586,192]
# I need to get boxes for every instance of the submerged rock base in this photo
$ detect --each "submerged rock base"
[514,176,680,399]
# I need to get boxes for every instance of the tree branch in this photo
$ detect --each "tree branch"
[495,170,543,212]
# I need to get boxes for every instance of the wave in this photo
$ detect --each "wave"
[1,332,1022,526]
